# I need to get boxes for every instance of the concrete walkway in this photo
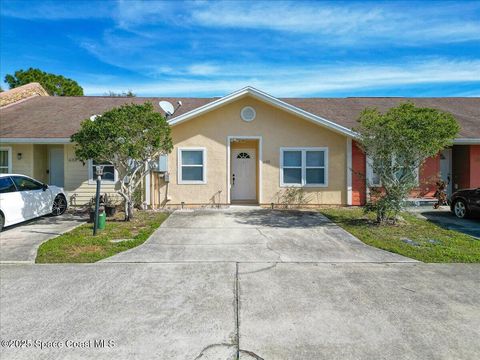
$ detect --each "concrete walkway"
[104,208,414,263]
[0,214,86,263]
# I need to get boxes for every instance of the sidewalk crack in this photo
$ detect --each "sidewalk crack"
[235,262,240,359]
[256,228,283,261]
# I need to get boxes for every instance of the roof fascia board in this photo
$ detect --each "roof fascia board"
[168,87,249,126]
[168,86,357,137]
[0,94,40,109]
[0,138,71,144]
[452,138,480,145]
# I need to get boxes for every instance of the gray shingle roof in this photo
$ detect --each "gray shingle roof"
[1,95,478,139]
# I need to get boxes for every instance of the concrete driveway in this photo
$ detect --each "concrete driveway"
[2,208,479,359]
[409,207,480,239]
[0,214,86,263]
[1,263,479,359]
[104,208,414,263]
[238,263,480,359]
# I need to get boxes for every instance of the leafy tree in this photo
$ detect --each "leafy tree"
[71,102,172,221]
[356,102,459,224]
[4,68,83,96]
[104,90,136,97]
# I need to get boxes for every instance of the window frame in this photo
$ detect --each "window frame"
[366,157,382,187]
[366,156,419,187]
[0,146,13,174]
[88,159,118,185]
[177,147,207,185]
[280,147,328,187]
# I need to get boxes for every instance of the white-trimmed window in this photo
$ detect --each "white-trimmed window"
[366,158,382,187]
[280,147,328,187]
[0,147,12,174]
[178,148,207,184]
[367,156,419,187]
[88,159,117,184]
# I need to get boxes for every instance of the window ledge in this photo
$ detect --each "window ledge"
[177,180,207,185]
[88,179,116,185]
[280,183,328,188]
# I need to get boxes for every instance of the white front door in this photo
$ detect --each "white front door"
[49,148,64,187]
[440,148,452,196]
[231,149,256,201]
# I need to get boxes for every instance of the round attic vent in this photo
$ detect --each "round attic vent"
[240,106,256,122]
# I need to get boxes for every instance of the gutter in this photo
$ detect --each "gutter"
[452,138,480,145]
[0,138,71,144]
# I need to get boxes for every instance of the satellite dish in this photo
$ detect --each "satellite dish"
[90,114,101,121]
[159,101,175,116]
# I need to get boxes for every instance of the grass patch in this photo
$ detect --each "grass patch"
[320,207,479,263]
[36,211,169,263]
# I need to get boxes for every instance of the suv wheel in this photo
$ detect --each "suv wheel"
[52,195,67,216]
[453,199,468,219]
[0,213,4,232]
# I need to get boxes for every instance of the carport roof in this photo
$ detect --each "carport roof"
[1,87,479,140]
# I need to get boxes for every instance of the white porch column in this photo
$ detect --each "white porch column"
[346,138,353,206]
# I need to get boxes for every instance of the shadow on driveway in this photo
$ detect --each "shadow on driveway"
[224,209,333,228]
[412,208,480,239]
[105,208,414,263]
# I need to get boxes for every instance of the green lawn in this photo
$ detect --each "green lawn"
[36,211,169,263]
[319,207,479,263]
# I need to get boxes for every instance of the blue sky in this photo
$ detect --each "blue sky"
[1,0,479,97]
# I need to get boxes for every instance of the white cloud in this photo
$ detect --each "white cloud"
[192,2,383,35]
[81,58,480,97]
[1,0,111,20]
[5,1,479,45]
[190,1,480,44]
[106,1,480,45]
[186,64,219,76]
[113,0,175,28]
[4,0,478,97]
[451,89,480,97]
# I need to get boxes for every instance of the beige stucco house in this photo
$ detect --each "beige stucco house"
[1,86,479,208]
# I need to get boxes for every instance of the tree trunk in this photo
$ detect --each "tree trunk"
[124,186,133,221]
[127,201,134,221]
[124,200,135,221]
[376,209,387,225]
[123,199,129,221]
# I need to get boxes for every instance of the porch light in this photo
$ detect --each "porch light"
[17,153,22,160]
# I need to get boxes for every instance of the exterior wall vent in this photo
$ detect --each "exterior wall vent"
[240,106,256,122]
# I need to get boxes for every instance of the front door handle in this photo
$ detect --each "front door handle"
[232,174,235,185]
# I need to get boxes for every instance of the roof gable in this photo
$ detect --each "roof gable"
[168,86,357,137]
[0,82,49,108]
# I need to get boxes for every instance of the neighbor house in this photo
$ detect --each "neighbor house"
[1,85,479,207]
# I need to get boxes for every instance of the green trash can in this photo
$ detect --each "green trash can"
[98,212,106,230]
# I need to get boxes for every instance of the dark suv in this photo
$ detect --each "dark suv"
[450,188,480,219]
